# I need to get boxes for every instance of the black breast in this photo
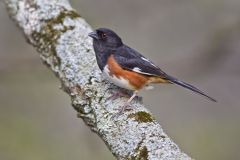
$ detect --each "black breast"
[93,40,112,71]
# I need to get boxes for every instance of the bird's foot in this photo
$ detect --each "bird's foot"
[111,103,133,120]
[110,90,138,120]
[107,90,130,101]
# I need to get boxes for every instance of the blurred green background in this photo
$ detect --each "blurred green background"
[1,0,240,159]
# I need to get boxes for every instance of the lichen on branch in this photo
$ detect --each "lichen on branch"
[5,0,192,159]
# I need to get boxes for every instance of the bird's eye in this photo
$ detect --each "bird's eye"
[101,33,107,39]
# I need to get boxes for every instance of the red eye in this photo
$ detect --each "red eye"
[101,33,107,39]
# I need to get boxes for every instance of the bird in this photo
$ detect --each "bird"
[88,28,216,114]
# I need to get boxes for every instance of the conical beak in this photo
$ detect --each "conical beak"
[88,31,98,39]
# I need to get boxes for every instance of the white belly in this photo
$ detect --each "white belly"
[103,65,135,90]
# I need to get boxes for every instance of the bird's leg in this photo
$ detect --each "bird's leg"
[107,89,130,101]
[111,91,138,120]
[117,90,138,114]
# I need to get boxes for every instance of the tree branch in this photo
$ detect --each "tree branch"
[5,0,192,159]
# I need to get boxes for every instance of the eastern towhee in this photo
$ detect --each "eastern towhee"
[88,28,216,114]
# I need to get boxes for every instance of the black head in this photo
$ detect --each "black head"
[88,28,123,49]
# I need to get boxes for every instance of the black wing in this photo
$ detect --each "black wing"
[113,45,217,102]
[114,45,167,78]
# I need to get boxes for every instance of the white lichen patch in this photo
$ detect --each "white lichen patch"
[56,26,96,84]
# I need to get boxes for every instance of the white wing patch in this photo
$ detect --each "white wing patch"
[133,67,142,72]
[141,57,158,68]
[132,67,154,76]
[141,57,150,62]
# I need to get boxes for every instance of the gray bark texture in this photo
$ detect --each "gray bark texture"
[5,0,192,159]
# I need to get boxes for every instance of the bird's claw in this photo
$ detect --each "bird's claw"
[107,90,130,101]
[111,104,133,120]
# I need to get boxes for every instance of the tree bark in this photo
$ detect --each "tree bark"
[5,0,192,159]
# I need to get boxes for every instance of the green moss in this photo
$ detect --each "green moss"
[31,10,80,65]
[76,105,85,115]
[128,140,149,160]
[138,146,148,160]
[44,10,80,27]
[128,111,154,123]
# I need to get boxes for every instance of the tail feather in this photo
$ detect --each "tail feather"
[165,75,217,102]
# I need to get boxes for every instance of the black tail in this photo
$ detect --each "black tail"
[166,75,217,102]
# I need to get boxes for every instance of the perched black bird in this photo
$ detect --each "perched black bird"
[88,28,216,113]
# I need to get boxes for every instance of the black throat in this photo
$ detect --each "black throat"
[93,40,116,71]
